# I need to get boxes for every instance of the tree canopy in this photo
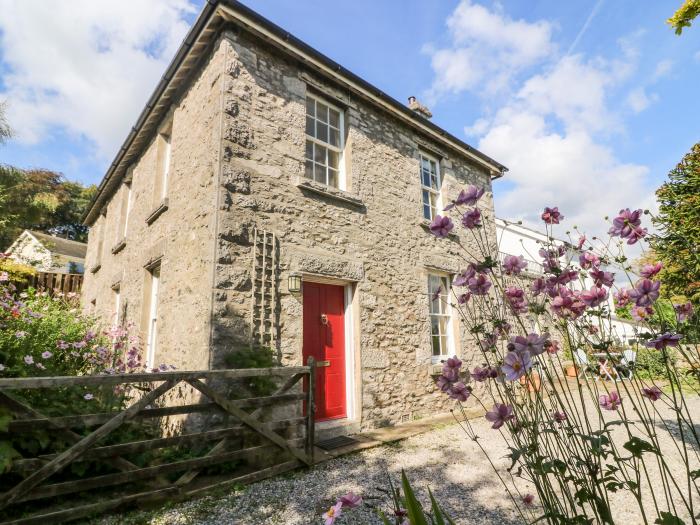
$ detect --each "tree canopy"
[651,142,700,304]
[0,102,11,145]
[668,0,700,34]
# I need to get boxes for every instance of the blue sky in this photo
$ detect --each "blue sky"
[0,0,698,234]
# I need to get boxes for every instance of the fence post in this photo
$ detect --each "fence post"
[305,356,315,464]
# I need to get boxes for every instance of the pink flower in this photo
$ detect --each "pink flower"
[56,340,70,350]
[457,292,471,304]
[645,332,682,350]
[578,251,600,269]
[629,279,660,307]
[674,302,694,322]
[522,494,535,506]
[0,271,8,282]
[552,410,567,422]
[502,351,532,381]
[448,382,472,401]
[503,255,528,275]
[485,403,514,429]
[453,266,476,287]
[467,273,491,295]
[631,305,654,322]
[23,355,34,365]
[444,185,485,210]
[14,331,27,339]
[580,286,609,308]
[545,340,561,354]
[640,262,662,278]
[599,391,622,411]
[461,208,482,229]
[84,393,94,400]
[614,288,632,308]
[36,362,46,370]
[576,235,587,249]
[436,375,451,393]
[471,366,491,382]
[609,208,647,244]
[531,277,546,296]
[591,268,615,287]
[551,289,586,319]
[504,286,528,314]
[339,491,362,508]
[41,351,52,359]
[641,386,662,401]
[429,215,454,238]
[323,501,343,525]
[541,206,564,224]
[510,333,549,356]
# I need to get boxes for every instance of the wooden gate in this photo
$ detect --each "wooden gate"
[30,272,83,295]
[0,360,316,524]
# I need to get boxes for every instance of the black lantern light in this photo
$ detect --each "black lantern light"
[288,272,302,294]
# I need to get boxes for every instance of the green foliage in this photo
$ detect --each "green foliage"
[651,143,700,305]
[0,102,10,145]
[634,346,676,380]
[668,0,700,34]
[0,258,35,285]
[0,165,97,249]
[223,345,278,397]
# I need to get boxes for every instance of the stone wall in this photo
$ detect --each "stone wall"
[82,40,225,371]
[212,31,499,430]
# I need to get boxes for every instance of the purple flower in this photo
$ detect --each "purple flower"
[461,208,482,229]
[84,393,94,400]
[522,494,535,506]
[23,355,34,365]
[431,286,442,303]
[436,375,452,393]
[504,286,528,314]
[545,340,561,354]
[614,288,632,308]
[41,351,52,359]
[339,492,362,508]
[609,208,647,244]
[485,403,514,429]
[541,206,563,224]
[578,251,600,269]
[552,410,567,422]
[645,332,682,350]
[551,289,586,319]
[502,255,528,275]
[640,262,662,278]
[323,501,343,525]
[442,356,462,382]
[72,341,87,350]
[531,277,546,296]
[56,340,70,350]
[453,266,476,287]
[448,382,472,402]
[444,185,485,210]
[674,302,694,322]
[479,332,498,349]
[580,286,609,308]
[501,351,532,381]
[510,333,549,356]
[36,362,46,370]
[631,305,654,322]
[629,279,660,307]
[641,386,662,401]
[471,366,491,382]
[457,292,471,305]
[591,268,615,287]
[576,235,587,249]
[468,273,492,295]
[429,215,454,238]
[599,391,622,411]
[14,331,27,339]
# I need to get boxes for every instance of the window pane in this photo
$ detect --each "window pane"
[430,315,440,336]
[306,116,315,136]
[329,128,340,147]
[421,168,431,188]
[304,160,314,180]
[439,335,448,356]
[329,108,339,127]
[432,335,441,356]
[305,140,313,160]
[328,150,339,169]
[328,169,338,188]
[314,163,326,184]
[306,98,315,117]
[429,192,439,210]
[421,157,431,171]
[317,123,328,142]
[314,143,326,164]
[423,204,432,220]
[438,315,449,335]
[430,170,439,190]
[317,102,328,123]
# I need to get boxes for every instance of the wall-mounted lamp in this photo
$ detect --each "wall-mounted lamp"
[288,272,302,294]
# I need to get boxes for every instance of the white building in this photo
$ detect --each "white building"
[5,230,86,274]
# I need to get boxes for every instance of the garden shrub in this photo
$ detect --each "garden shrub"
[0,258,35,287]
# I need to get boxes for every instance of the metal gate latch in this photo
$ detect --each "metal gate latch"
[320,314,328,325]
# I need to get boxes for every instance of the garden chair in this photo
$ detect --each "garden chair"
[619,349,637,380]
[574,349,596,380]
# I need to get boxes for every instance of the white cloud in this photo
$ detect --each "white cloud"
[625,87,658,113]
[428,1,659,238]
[0,0,196,160]
[425,0,554,100]
[652,59,673,80]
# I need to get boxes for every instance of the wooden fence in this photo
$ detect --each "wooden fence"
[0,360,316,524]
[29,272,83,295]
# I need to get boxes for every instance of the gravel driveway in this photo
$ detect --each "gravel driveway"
[93,392,699,525]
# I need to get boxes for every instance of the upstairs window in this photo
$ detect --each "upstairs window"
[145,264,161,370]
[428,273,453,360]
[154,120,172,204]
[305,95,344,189]
[420,153,441,220]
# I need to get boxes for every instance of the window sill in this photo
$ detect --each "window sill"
[146,198,169,225]
[420,219,458,240]
[294,177,365,210]
[89,263,101,274]
[111,238,126,255]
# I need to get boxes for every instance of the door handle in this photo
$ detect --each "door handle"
[317,360,331,367]
[320,314,328,325]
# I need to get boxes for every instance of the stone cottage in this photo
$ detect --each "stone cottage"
[81,0,507,432]
[6,230,86,274]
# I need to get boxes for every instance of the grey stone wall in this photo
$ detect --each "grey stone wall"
[212,31,499,430]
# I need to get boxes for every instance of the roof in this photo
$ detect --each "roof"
[83,0,508,225]
[27,231,87,260]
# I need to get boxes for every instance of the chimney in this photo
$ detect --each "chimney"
[407,96,432,119]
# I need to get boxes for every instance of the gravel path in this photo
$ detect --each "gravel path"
[92,392,700,525]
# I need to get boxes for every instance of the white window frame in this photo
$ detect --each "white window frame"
[161,133,171,199]
[427,273,454,362]
[122,182,132,238]
[304,94,345,190]
[113,286,121,327]
[145,266,160,370]
[419,152,442,221]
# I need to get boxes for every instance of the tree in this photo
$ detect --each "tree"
[650,143,700,304]
[668,0,700,34]
[0,101,11,145]
[0,166,97,250]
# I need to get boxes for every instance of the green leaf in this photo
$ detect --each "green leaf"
[401,470,429,525]
[0,440,20,473]
[429,489,446,525]
[623,437,658,458]
[654,511,686,525]
[0,411,11,433]
[376,510,393,525]
[690,469,700,480]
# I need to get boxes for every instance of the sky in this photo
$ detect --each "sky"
[0,0,698,237]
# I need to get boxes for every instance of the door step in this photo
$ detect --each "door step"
[316,435,360,451]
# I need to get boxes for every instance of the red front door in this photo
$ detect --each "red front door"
[303,282,346,421]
